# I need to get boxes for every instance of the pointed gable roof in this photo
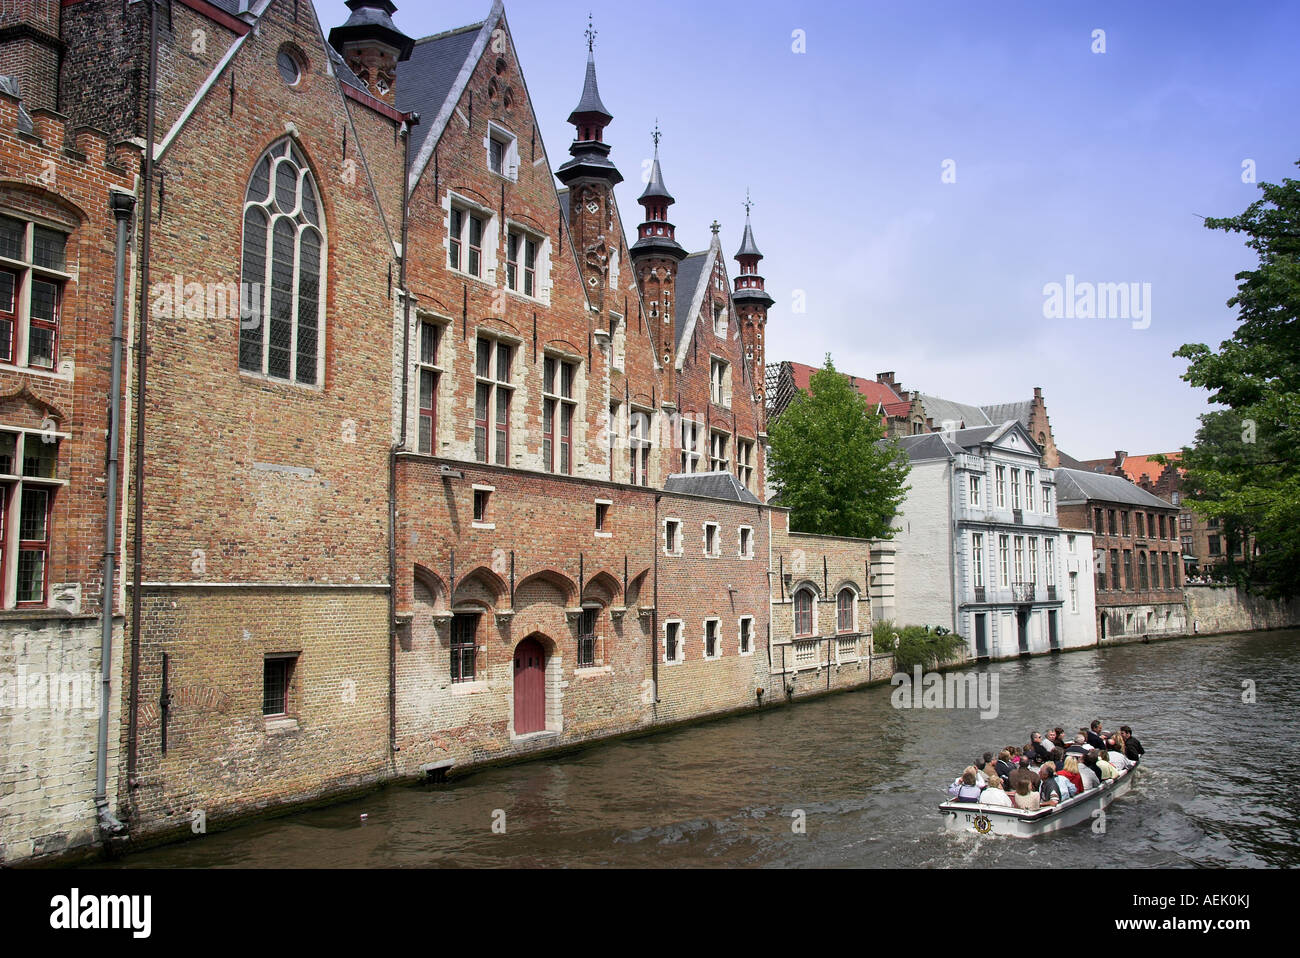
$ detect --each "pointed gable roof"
[398,2,502,187]
[672,250,711,357]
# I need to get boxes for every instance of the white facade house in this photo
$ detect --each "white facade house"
[888,421,1098,660]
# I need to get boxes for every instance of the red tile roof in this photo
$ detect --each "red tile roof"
[786,360,903,410]
[1081,452,1183,484]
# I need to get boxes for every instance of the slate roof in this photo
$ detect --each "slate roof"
[557,188,570,224]
[892,421,1029,462]
[0,76,32,135]
[1056,449,1088,470]
[981,400,1033,429]
[672,251,709,351]
[640,150,674,202]
[1054,468,1177,509]
[568,51,612,122]
[664,471,762,504]
[735,216,762,259]
[916,394,994,431]
[396,22,485,169]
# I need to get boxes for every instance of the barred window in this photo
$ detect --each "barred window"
[240,140,325,385]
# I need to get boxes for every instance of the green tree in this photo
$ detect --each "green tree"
[1168,160,1300,599]
[768,355,910,539]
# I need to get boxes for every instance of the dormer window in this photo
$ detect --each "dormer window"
[487,124,518,180]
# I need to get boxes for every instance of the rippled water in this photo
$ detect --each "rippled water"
[110,630,1299,868]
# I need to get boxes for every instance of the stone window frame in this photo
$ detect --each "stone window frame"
[702,616,722,660]
[542,352,580,475]
[471,484,495,530]
[446,191,498,284]
[737,525,754,560]
[663,517,683,557]
[473,333,516,466]
[971,532,985,590]
[793,586,817,638]
[709,429,730,472]
[594,498,612,539]
[702,521,721,558]
[679,414,703,473]
[836,587,858,634]
[504,218,551,305]
[662,618,685,665]
[736,437,755,491]
[709,356,731,408]
[738,615,755,657]
[485,120,520,181]
[414,313,448,456]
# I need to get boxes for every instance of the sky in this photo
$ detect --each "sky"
[318,0,1300,460]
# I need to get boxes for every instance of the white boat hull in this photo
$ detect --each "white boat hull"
[939,765,1138,838]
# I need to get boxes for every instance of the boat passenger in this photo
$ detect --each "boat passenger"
[1086,720,1108,749]
[979,774,1013,807]
[1106,746,1135,772]
[1077,754,1101,791]
[1012,778,1041,811]
[1059,756,1085,793]
[948,767,984,803]
[1029,732,1053,763]
[1038,764,1064,806]
[1065,734,1090,760]
[995,750,1014,784]
[1094,750,1119,781]
[1119,726,1145,763]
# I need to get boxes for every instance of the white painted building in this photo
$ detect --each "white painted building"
[887,421,1098,660]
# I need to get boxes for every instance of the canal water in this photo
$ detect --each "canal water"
[109,630,1299,868]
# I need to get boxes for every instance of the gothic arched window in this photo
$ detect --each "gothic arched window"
[240,139,325,385]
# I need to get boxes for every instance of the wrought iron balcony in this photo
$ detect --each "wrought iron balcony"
[974,586,986,603]
[1012,509,1023,524]
[1011,581,1036,603]
[1047,585,1057,601]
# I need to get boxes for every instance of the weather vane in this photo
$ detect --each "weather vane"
[652,119,661,150]
[711,220,721,236]
[585,13,596,52]
[744,189,754,216]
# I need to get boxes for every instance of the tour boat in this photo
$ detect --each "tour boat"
[939,763,1139,838]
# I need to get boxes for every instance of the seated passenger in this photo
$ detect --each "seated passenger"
[1119,725,1145,763]
[1095,749,1120,780]
[1077,754,1101,791]
[1059,756,1085,793]
[979,774,1013,806]
[1038,764,1063,806]
[1029,732,1053,763]
[1012,777,1041,811]
[995,750,1014,784]
[1106,745,1136,772]
[948,767,984,803]
[1087,720,1108,750]
[1065,734,1090,760]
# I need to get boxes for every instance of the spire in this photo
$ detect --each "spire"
[328,1,414,102]
[639,122,674,203]
[568,13,613,128]
[735,189,763,261]
[556,15,621,188]
[630,123,685,263]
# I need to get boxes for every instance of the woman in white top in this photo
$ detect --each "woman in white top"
[979,774,1014,807]
[1107,747,1135,772]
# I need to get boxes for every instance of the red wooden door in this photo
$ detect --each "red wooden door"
[513,638,546,734]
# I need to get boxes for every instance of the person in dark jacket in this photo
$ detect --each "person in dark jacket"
[1119,725,1145,763]
[1029,731,1053,763]
[1087,720,1108,749]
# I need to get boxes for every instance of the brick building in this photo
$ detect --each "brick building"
[1075,450,1250,579]
[1055,468,1187,641]
[0,0,883,862]
[0,11,139,860]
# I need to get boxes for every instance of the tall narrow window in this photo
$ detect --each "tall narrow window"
[972,533,985,589]
[17,485,50,605]
[704,619,719,658]
[710,358,729,406]
[739,617,753,653]
[262,655,297,716]
[680,417,701,473]
[1014,536,1024,582]
[837,589,855,633]
[578,607,598,667]
[709,431,729,472]
[969,474,981,508]
[736,438,755,491]
[0,216,69,370]
[608,402,620,482]
[629,410,652,486]
[1044,537,1055,587]
[794,589,814,637]
[416,320,441,454]
[475,338,512,464]
[240,140,325,385]
[543,356,577,474]
[507,230,539,297]
[996,465,1006,508]
[1011,468,1021,509]
[998,535,1009,588]
[450,205,486,277]
[1024,471,1035,511]
[1028,537,1038,584]
[451,613,479,683]
[0,429,60,609]
[664,621,682,663]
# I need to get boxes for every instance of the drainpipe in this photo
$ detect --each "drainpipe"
[389,112,419,761]
[651,494,660,707]
[127,0,160,805]
[96,189,136,839]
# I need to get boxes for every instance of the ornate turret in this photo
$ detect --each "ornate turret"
[733,193,774,419]
[556,16,622,189]
[630,123,686,263]
[328,1,415,104]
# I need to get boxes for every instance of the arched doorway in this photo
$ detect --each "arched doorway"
[513,637,547,734]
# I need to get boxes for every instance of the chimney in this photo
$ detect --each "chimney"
[876,371,895,385]
[1034,386,1042,400]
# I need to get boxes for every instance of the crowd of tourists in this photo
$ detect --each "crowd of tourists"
[946,722,1145,811]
